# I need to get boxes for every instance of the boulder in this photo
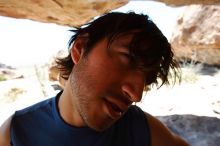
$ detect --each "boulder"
[48,50,68,88]
[170,5,220,66]
[0,63,23,80]
[157,0,220,6]
[157,115,220,146]
[1,1,220,28]
[0,0,128,27]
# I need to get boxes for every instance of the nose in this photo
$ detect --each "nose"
[121,72,145,102]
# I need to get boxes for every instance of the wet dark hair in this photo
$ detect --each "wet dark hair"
[56,12,180,88]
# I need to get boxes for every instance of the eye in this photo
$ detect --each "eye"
[120,51,130,58]
[112,45,132,65]
[117,47,130,58]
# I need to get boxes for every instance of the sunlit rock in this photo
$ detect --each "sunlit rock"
[171,5,220,66]
[0,0,128,27]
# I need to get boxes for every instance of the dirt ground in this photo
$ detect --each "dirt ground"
[0,64,220,125]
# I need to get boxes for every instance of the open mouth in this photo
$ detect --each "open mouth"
[104,98,123,119]
[110,101,123,113]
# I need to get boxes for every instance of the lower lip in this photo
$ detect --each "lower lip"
[104,99,121,120]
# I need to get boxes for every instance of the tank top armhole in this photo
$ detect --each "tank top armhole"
[142,110,152,146]
[132,105,152,146]
[10,112,17,146]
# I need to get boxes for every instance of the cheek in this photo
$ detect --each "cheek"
[90,58,124,82]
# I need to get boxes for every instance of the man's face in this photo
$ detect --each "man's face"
[69,34,146,131]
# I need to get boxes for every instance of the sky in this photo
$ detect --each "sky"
[0,1,185,66]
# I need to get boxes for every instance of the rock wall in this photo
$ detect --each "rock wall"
[170,5,220,66]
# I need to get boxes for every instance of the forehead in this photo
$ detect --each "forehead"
[108,33,134,48]
[108,32,149,52]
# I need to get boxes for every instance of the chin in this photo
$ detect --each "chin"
[87,118,115,132]
[88,124,111,132]
[91,124,112,132]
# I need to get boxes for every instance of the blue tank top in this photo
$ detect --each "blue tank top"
[10,91,151,146]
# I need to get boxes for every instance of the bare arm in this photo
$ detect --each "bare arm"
[145,113,190,146]
[0,116,12,146]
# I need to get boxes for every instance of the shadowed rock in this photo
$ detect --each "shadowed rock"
[157,115,220,146]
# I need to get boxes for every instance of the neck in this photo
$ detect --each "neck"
[58,79,85,127]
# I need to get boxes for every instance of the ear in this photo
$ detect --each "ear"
[70,38,86,64]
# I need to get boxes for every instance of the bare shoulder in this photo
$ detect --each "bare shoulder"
[0,116,12,146]
[145,112,190,146]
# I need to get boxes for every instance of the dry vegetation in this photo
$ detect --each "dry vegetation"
[4,87,26,102]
